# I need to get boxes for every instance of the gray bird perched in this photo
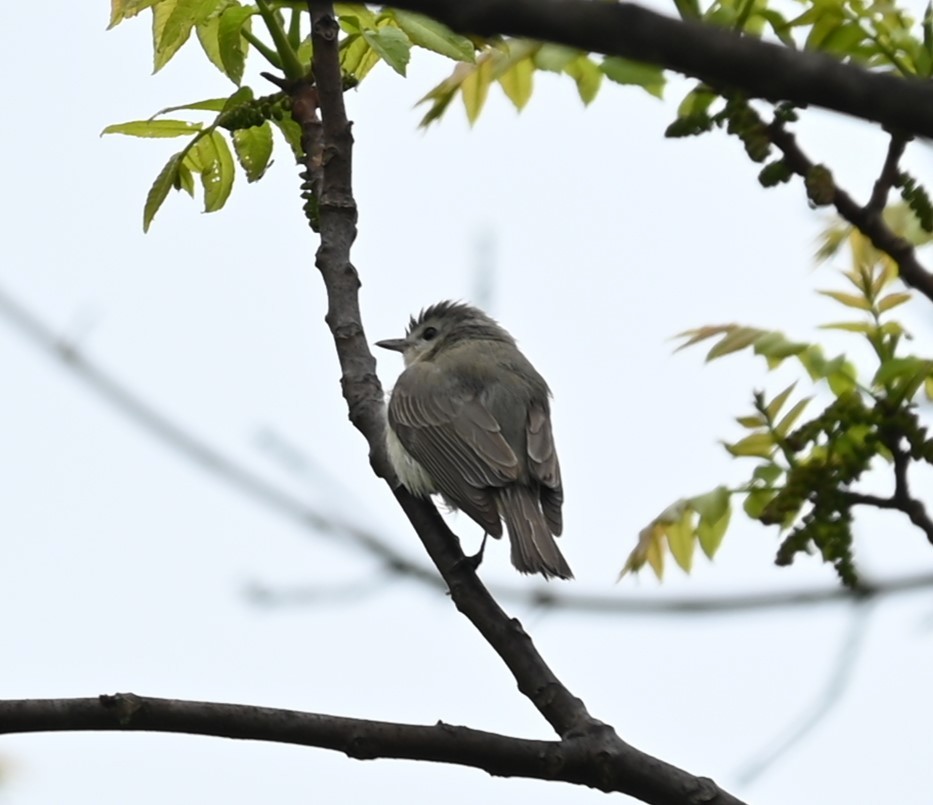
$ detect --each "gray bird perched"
[376,301,573,580]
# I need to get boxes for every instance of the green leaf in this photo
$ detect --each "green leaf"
[873,356,933,388]
[563,55,603,105]
[143,151,184,232]
[736,414,767,428]
[102,119,203,138]
[744,488,778,519]
[461,59,494,124]
[819,321,875,333]
[725,432,775,458]
[673,0,701,18]
[232,121,273,182]
[818,289,872,310]
[600,56,666,98]
[697,503,731,559]
[174,161,195,196]
[674,324,735,351]
[271,116,304,160]
[765,382,797,419]
[666,510,696,573]
[340,33,381,81]
[363,25,411,76]
[109,0,160,28]
[334,3,377,29]
[707,327,764,360]
[390,9,474,61]
[155,98,231,116]
[217,3,254,84]
[534,43,579,71]
[877,291,912,312]
[689,486,730,525]
[753,463,784,484]
[153,0,216,73]
[775,397,812,436]
[823,356,858,395]
[498,56,534,110]
[191,131,235,212]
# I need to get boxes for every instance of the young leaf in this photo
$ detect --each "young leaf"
[362,25,411,76]
[563,55,603,105]
[102,119,203,138]
[707,327,765,360]
[390,9,474,62]
[232,121,273,182]
[877,292,912,312]
[744,488,778,519]
[736,414,767,428]
[271,116,303,160]
[498,56,534,111]
[192,131,235,212]
[666,510,696,573]
[819,321,875,333]
[765,382,797,419]
[534,43,579,72]
[689,486,730,525]
[697,504,731,559]
[775,397,812,436]
[724,432,775,459]
[110,0,160,29]
[461,58,494,124]
[217,3,255,84]
[143,151,184,232]
[600,56,666,98]
[818,289,872,310]
[152,0,207,73]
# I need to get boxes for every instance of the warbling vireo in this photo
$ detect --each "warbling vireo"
[376,301,573,580]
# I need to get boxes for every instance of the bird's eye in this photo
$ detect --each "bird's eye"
[422,326,438,341]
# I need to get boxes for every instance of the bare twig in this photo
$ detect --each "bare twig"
[382,0,933,136]
[866,135,909,216]
[767,120,933,302]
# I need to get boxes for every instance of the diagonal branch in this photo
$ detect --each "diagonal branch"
[382,0,933,137]
[767,120,933,303]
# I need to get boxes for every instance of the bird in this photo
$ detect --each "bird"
[376,301,573,580]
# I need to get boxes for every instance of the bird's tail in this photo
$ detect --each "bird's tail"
[497,486,573,580]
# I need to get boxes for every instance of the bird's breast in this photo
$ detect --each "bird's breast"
[386,422,436,497]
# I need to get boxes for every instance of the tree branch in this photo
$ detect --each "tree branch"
[383,0,933,137]
[767,120,933,302]
[291,3,749,801]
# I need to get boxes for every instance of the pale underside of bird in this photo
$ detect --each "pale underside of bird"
[377,301,573,580]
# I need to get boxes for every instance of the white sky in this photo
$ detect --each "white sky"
[2,4,932,805]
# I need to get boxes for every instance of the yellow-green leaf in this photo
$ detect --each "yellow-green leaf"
[818,289,871,310]
[697,504,730,559]
[744,488,778,519]
[534,43,578,71]
[363,25,411,76]
[775,398,812,436]
[666,510,696,573]
[600,56,666,98]
[391,9,474,61]
[191,131,235,212]
[109,0,160,29]
[766,382,797,419]
[143,151,184,232]
[217,3,254,84]
[461,58,494,124]
[707,327,765,360]
[819,321,875,333]
[340,33,381,81]
[102,119,203,138]
[674,324,736,352]
[563,54,603,105]
[877,292,912,313]
[724,432,775,458]
[232,121,273,182]
[498,56,534,110]
[736,414,767,428]
[690,486,730,525]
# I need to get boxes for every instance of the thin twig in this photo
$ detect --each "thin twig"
[866,134,909,216]
[768,120,933,302]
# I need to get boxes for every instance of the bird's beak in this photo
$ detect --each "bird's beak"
[375,338,408,352]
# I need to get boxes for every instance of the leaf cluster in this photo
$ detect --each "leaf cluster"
[625,215,933,587]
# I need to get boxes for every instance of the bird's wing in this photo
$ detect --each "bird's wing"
[526,403,563,536]
[388,363,520,533]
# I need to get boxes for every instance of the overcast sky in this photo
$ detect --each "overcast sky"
[2,4,932,805]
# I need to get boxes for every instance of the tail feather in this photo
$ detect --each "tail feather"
[497,486,573,580]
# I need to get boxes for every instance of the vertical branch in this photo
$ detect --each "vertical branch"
[294,5,389,474]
